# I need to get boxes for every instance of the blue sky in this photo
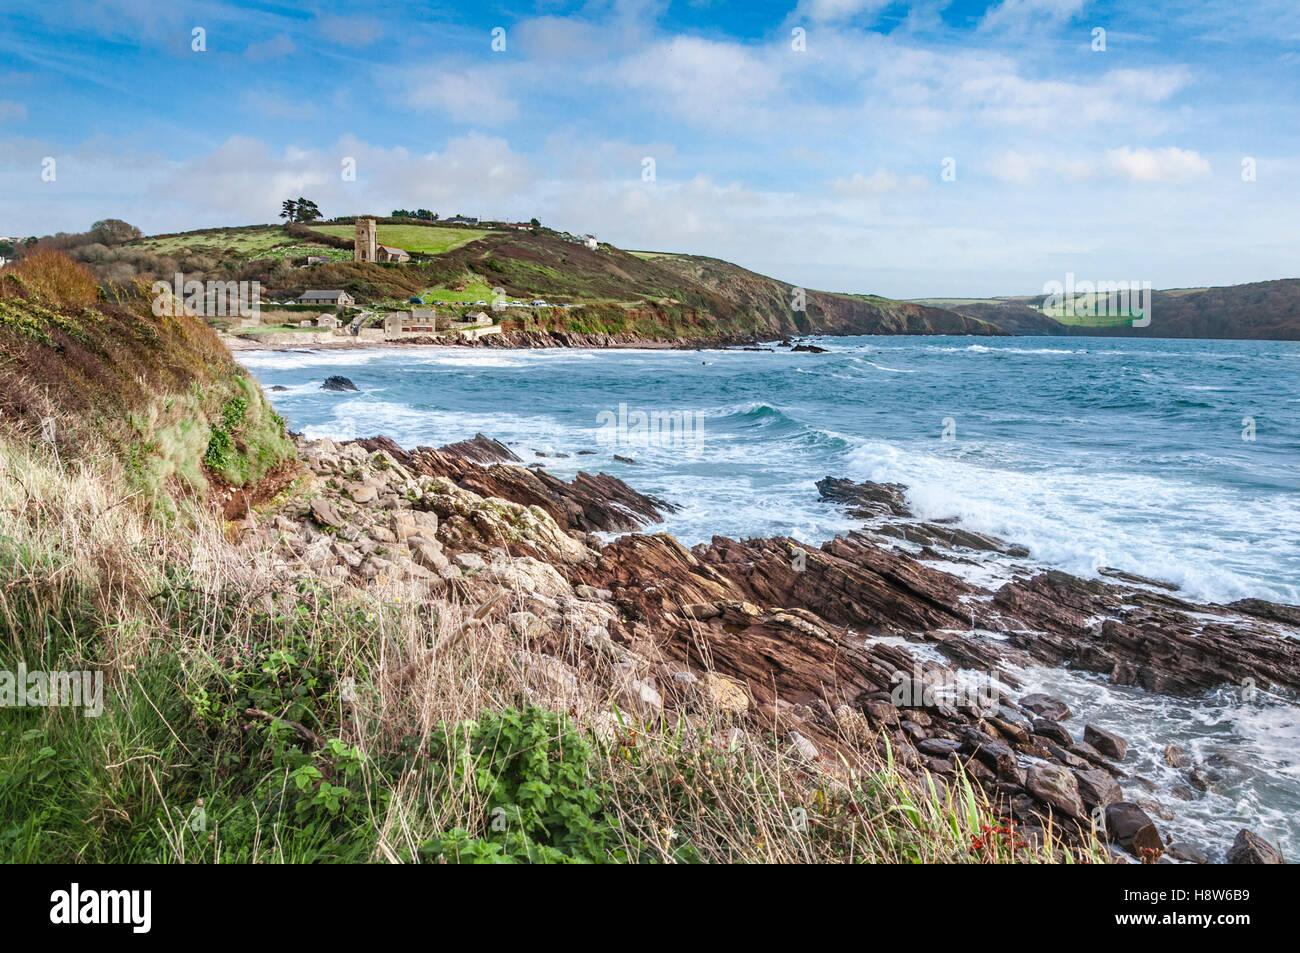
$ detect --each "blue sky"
[2,0,1298,297]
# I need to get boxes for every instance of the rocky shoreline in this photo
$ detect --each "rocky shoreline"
[225,329,819,352]
[238,432,1296,864]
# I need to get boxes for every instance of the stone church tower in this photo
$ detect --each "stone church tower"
[354,218,378,262]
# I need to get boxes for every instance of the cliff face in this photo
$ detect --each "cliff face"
[0,252,295,512]
[637,252,1005,338]
[948,280,1300,340]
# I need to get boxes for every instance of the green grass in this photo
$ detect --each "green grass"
[414,279,497,303]
[1044,305,1142,328]
[132,227,298,258]
[265,245,352,263]
[311,224,493,256]
[233,324,334,334]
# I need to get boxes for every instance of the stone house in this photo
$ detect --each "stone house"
[297,289,354,307]
[383,308,450,337]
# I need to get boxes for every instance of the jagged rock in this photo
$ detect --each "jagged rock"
[816,477,910,518]
[1020,693,1071,721]
[1104,802,1162,855]
[1167,841,1209,864]
[321,375,359,392]
[524,652,578,700]
[357,434,672,534]
[393,510,438,541]
[1026,763,1085,818]
[453,552,487,571]
[1083,724,1128,761]
[309,498,345,528]
[410,539,449,572]
[698,672,749,714]
[918,737,962,756]
[488,557,572,600]
[1069,740,1109,765]
[1073,767,1122,809]
[347,483,377,504]
[1032,718,1073,746]
[1226,829,1285,864]
[1164,744,1192,768]
[786,731,820,763]
[438,433,519,463]
[993,571,1300,696]
[614,675,663,719]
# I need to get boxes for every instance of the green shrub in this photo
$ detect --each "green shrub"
[419,707,622,864]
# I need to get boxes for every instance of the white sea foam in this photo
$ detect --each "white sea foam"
[843,439,1300,605]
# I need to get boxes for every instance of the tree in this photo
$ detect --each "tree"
[530,218,540,228]
[295,197,321,223]
[280,199,298,222]
[89,218,142,245]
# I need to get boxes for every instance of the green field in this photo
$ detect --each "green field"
[133,226,296,257]
[311,224,493,255]
[414,278,497,303]
[1045,311,1140,328]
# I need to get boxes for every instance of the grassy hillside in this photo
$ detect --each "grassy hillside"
[936,280,1300,340]
[310,223,492,255]
[30,218,1001,342]
[0,251,295,512]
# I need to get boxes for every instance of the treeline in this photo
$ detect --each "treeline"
[4,219,300,290]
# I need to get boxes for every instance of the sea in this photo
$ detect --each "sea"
[239,334,1300,861]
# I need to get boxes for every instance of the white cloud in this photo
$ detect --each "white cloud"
[616,37,781,126]
[793,0,891,23]
[980,0,1087,31]
[987,147,1209,183]
[396,67,518,124]
[1105,146,1211,182]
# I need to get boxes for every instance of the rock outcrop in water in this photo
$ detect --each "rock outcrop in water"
[321,375,359,391]
[242,445,1296,864]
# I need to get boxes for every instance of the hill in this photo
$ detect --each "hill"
[0,250,295,514]
[925,280,1300,340]
[19,218,1002,342]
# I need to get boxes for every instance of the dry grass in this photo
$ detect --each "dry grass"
[0,433,1102,863]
